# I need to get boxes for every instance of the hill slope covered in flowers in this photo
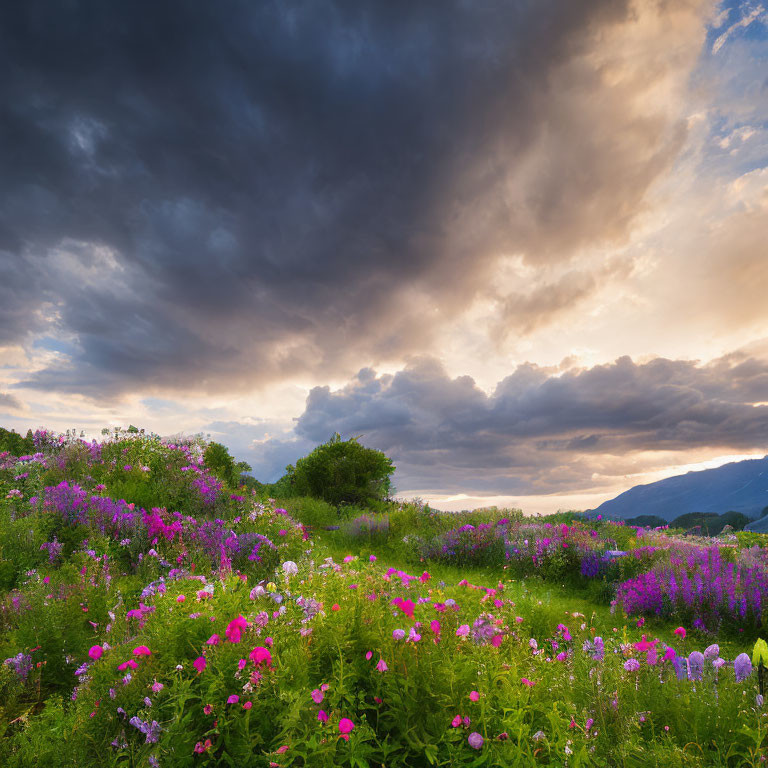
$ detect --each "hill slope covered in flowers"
[2,430,768,767]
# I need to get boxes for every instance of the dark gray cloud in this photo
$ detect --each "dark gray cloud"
[279,353,768,493]
[0,0,704,396]
[0,393,23,410]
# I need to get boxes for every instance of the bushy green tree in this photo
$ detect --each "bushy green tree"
[203,441,252,488]
[0,427,34,456]
[285,433,394,506]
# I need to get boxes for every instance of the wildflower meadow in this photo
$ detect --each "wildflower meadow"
[2,430,768,766]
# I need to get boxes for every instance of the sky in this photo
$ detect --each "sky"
[1,0,767,513]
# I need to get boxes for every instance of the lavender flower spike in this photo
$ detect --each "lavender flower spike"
[735,653,753,682]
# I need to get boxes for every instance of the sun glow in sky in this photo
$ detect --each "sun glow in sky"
[1,0,767,513]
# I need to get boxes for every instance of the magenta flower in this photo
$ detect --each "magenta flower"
[193,656,206,674]
[624,658,640,672]
[521,678,535,687]
[376,658,388,672]
[206,634,220,646]
[249,646,272,666]
[468,732,484,749]
[365,651,372,660]
[227,694,239,704]
[451,715,461,728]
[133,646,152,656]
[88,645,103,661]
[469,691,479,702]
[392,629,406,641]
[176,595,186,603]
[311,689,324,704]
[243,701,252,710]
[391,597,415,619]
[456,625,470,637]
[117,659,138,671]
[633,635,658,653]
[318,709,328,722]
[225,615,249,643]
[339,718,354,741]
[673,627,686,640]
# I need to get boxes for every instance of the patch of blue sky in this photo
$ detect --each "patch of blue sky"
[140,397,181,412]
[689,0,768,181]
[31,337,80,356]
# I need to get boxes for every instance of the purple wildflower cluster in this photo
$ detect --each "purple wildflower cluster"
[616,543,768,631]
[3,652,33,682]
[26,479,303,573]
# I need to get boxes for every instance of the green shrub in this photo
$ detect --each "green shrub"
[284,434,394,506]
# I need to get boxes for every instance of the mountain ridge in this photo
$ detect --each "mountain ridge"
[591,455,768,523]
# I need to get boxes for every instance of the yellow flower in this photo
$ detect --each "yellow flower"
[266,582,277,592]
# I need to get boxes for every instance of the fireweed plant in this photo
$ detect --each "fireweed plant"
[0,431,768,766]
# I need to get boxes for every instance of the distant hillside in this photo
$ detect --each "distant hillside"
[592,456,768,523]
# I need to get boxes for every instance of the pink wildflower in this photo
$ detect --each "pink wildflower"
[225,615,249,643]
[132,646,151,656]
[193,656,207,673]
[250,646,272,666]
[339,718,354,741]
[88,645,103,661]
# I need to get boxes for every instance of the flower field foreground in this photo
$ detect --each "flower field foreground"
[2,431,768,766]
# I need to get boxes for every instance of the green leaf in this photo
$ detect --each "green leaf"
[753,638,768,667]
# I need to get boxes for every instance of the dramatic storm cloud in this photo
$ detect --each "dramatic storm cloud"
[282,352,768,493]
[1,0,766,510]
[2,0,707,392]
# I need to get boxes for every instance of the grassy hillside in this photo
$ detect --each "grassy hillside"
[2,430,768,766]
